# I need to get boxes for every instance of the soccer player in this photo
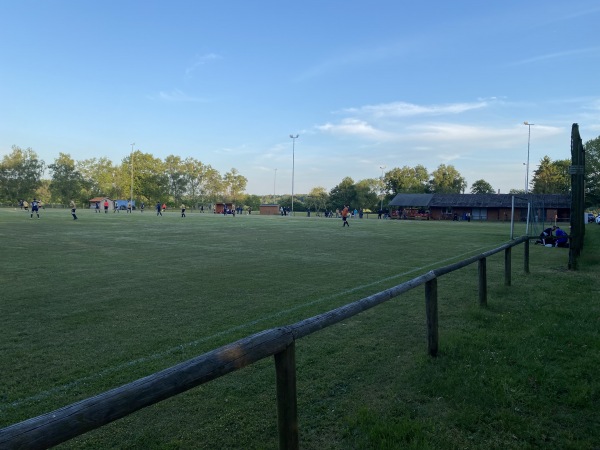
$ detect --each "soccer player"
[341,205,350,227]
[70,200,78,220]
[180,203,186,217]
[30,198,40,219]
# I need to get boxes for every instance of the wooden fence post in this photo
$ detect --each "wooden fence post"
[504,247,512,286]
[478,258,487,307]
[274,341,299,450]
[524,239,530,274]
[425,278,438,357]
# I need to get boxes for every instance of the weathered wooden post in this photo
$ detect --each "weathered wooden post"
[504,247,512,286]
[425,278,438,357]
[524,239,530,274]
[274,342,299,450]
[478,258,487,307]
[569,123,585,270]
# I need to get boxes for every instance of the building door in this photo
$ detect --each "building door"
[472,208,487,221]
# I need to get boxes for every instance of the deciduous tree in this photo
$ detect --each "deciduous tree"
[584,136,600,207]
[429,164,467,193]
[165,155,188,204]
[328,177,356,209]
[384,165,429,194]
[531,156,570,194]
[306,186,329,212]
[355,178,379,210]
[0,145,45,202]
[223,168,247,204]
[470,179,495,194]
[123,151,168,202]
[48,153,86,204]
[77,157,119,199]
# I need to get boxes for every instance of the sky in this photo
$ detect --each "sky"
[1,0,600,196]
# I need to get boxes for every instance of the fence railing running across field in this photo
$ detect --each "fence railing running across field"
[0,235,532,450]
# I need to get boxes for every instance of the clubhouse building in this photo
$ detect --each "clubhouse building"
[387,193,571,222]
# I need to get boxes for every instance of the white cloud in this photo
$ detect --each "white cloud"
[317,119,393,140]
[508,47,600,66]
[343,100,488,118]
[185,53,222,77]
[294,40,414,82]
[155,89,205,102]
[406,123,511,142]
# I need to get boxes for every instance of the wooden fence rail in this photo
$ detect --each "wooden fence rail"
[0,236,530,450]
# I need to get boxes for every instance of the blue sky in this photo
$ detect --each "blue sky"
[2,1,599,195]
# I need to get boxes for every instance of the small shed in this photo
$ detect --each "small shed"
[89,197,111,209]
[214,202,234,214]
[260,204,280,215]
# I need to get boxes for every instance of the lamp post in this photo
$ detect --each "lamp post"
[379,165,386,211]
[130,142,135,208]
[289,134,299,215]
[274,168,277,199]
[523,122,534,194]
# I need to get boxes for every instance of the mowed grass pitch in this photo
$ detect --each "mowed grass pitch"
[1,208,598,449]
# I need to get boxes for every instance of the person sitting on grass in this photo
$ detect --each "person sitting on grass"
[536,226,556,246]
[554,226,569,248]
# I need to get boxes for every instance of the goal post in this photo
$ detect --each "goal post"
[510,195,547,240]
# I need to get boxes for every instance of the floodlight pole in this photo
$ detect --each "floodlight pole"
[379,165,386,211]
[274,168,277,198]
[523,122,534,194]
[290,134,299,216]
[130,142,135,208]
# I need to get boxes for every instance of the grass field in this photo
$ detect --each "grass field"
[1,207,598,449]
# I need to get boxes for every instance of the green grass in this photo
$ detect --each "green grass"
[0,208,598,449]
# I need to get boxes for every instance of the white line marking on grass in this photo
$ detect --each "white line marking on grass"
[3,246,489,411]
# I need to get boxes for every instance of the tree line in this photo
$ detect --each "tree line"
[2,138,600,212]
